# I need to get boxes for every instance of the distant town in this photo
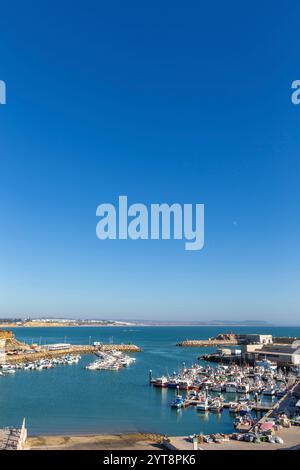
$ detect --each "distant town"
[0,318,272,328]
[0,318,135,328]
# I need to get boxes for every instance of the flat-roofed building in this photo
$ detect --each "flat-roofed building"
[42,343,71,351]
[244,342,300,365]
[238,334,273,345]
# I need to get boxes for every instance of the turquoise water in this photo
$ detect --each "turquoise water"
[0,326,299,436]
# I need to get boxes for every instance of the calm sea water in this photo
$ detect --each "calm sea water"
[0,326,299,436]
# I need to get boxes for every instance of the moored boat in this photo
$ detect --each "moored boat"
[154,376,168,387]
[196,399,209,412]
[171,395,185,409]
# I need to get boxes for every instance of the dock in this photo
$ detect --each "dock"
[183,400,273,412]
[177,340,238,347]
[176,333,239,347]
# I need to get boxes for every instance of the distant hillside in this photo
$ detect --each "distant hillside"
[128,320,272,326]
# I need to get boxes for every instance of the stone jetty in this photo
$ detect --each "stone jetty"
[177,333,238,347]
[6,344,141,364]
[0,329,141,364]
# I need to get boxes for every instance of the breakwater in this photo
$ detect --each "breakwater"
[177,339,238,347]
[177,332,238,347]
[6,344,141,364]
[201,353,242,363]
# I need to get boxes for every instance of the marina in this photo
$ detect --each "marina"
[150,361,298,426]
[85,351,136,371]
[1,325,300,441]
[0,355,81,375]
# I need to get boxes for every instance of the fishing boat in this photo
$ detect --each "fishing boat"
[228,402,239,413]
[196,399,209,412]
[255,359,277,372]
[187,390,197,399]
[171,395,185,409]
[237,383,250,394]
[209,399,223,412]
[238,394,250,402]
[262,386,276,396]
[239,404,252,415]
[211,382,223,392]
[167,377,179,388]
[276,388,287,398]
[225,382,237,393]
[154,376,168,387]
[234,413,255,428]
[178,379,192,390]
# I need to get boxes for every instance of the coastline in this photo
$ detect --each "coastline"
[24,427,300,450]
[0,323,276,328]
[5,344,141,364]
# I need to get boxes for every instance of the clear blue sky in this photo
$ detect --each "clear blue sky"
[0,1,299,324]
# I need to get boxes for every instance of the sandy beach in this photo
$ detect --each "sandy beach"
[25,433,163,450]
[24,427,300,450]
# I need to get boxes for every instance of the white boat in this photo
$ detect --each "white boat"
[211,383,223,392]
[225,382,237,393]
[154,376,168,387]
[239,404,252,415]
[238,394,250,402]
[171,395,185,409]
[229,402,239,413]
[209,399,223,412]
[237,384,250,394]
[196,400,209,412]
[2,369,16,375]
[262,387,276,396]
[107,364,121,371]
[255,359,277,371]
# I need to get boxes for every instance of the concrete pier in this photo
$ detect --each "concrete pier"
[177,339,238,347]
[183,399,273,412]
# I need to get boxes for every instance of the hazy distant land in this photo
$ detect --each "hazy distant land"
[0,318,272,328]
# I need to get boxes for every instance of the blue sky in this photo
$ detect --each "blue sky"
[0,1,299,323]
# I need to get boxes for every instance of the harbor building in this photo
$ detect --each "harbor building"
[203,334,300,367]
[242,340,300,366]
[237,334,273,345]
[42,343,72,351]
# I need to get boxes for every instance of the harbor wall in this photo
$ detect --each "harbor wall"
[177,339,238,347]
[5,344,141,364]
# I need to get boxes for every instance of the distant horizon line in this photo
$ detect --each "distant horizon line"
[0,317,300,327]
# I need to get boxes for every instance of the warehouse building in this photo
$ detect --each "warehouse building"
[244,340,300,366]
